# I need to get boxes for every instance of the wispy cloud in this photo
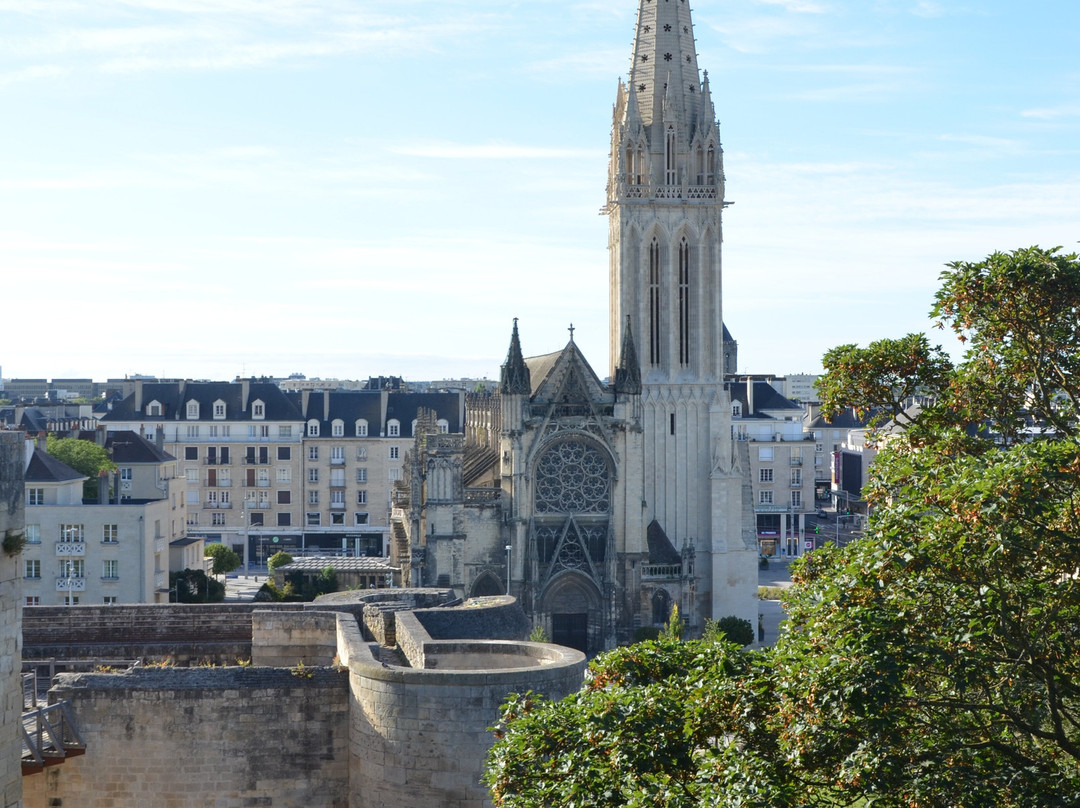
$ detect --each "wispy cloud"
[1022,103,1080,121]
[754,0,829,13]
[393,142,596,160]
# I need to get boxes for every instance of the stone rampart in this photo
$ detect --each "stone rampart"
[1,430,25,808]
[251,609,339,667]
[22,666,350,808]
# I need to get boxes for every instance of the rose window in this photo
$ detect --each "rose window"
[535,440,610,514]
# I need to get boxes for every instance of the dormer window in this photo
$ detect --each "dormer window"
[307,419,320,437]
[213,399,226,420]
[437,419,449,434]
[147,400,162,417]
[251,400,265,420]
[186,400,199,420]
[732,401,742,418]
[355,419,368,437]
[387,419,400,438]
[331,419,344,437]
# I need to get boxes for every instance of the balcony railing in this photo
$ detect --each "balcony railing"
[55,542,85,557]
[55,578,86,592]
[641,564,682,580]
[203,501,233,509]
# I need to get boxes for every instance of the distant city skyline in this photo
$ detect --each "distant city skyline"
[3,0,1078,383]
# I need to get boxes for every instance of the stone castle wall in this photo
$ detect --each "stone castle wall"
[1,431,25,808]
[21,667,350,808]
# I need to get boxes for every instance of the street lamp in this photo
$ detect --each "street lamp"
[505,544,512,595]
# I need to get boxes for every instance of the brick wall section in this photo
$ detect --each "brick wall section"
[1,431,25,808]
[21,667,350,808]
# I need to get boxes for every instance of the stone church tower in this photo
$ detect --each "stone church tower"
[393,0,757,653]
[604,0,756,623]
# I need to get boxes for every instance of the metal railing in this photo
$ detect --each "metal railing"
[22,698,86,773]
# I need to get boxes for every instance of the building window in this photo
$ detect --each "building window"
[759,468,773,483]
[250,512,264,526]
[330,490,345,507]
[213,401,226,419]
[28,488,44,506]
[59,524,84,543]
[147,401,162,417]
[759,490,773,505]
[187,401,199,419]
[356,447,367,461]
[63,595,80,606]
[278,490,291,504]
[103,560,119,579]
[308,490,319,505]
[212,513,227,526]
[279,425,292,438]
[330,469,346,487]
[308,468,319,483]
[278,513,292,527]
[260,425,270,438]
[330,446,345,465]
[187,513,199,526]
[252,401,265,419]
[388,420,400,437]
[331,420,344,437]
[331,512,345,525]
[222,425,230,437]
[732,402,742,418]
[307,420,320,437]
[257,468,269,487]
[791,469,802,486]
[24,559,41,579]
[59,559,84,578]
[306,513,321,527]
[308,446,319,461]
[357,490,367,505]
[102,524,119,544]
[248,425,257,438]
[355,420,368,437]
[356,468,367,483]
[26,596,40,607]
[389,468,402,482]
[185,446,198,461]
[758,447,774,461]
[186,489,199,505]
[815,442,824,453]
[25,524,41,544]
[103,596,117,605]
[649,237,661,366]
[278,446,291,461]
[791,491,803,509]
[389,447,399,460]
[276,468,291,483]
[187,425,200,439]
[438,419,449,433]
[185,468,198,483]
[209,425,219,438]
[354,512,369,525]
[120,467,132,482]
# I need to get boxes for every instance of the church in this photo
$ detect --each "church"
[390,0,758,654]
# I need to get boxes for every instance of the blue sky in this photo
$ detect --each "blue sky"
[2,0,1078,384]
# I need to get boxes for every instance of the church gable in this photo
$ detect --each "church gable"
[527,341,609,416]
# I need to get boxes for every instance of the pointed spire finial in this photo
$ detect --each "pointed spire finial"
[500,318,531,395]
[615,315,642,395]
[568,323,575,342]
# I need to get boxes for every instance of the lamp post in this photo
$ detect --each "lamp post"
[505,544,512,595]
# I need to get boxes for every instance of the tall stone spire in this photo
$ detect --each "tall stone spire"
[628,0,703,138]
[500,318,531,395]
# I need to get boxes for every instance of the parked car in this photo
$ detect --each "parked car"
[816,508,828,519]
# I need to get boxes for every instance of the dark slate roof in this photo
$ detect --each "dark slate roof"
[25,447,85,483]
[101,380,302,422]
[647,519,682,564]
[288,391,464,438]
[525,341,607,401]
[806,408,875,430]
[106,431,175,464]
[727,381,803,416]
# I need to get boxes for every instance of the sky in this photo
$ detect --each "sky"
[2,0,1079,385]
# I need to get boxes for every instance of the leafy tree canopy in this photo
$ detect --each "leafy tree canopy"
[487,246,1080,808]
[267,551,293,572]
[46,435,116,501]
[205,543,242,577]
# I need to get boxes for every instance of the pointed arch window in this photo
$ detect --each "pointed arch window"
[678,238,690,367]
[695,146,705,185]
[665,125,677,185]
[649,238,661,367]
[706,145,716,185]
[625,144,636,186]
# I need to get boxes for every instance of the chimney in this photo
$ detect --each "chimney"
[155,424,164,452]
[97,471,108,504]
[746,377,754,416]
[95,424,107,447]
[301,390,311,418]
[323,392,330,423]
[242,378,251,411]
[113,471,121,504]
[134,379,144,413]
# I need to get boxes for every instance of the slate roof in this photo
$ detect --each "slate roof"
[524,341,607,400]
[727,381,803,417]
[806,408,875,430]
[102,380,302,422]
[25,447,85,483]
[106,431,175,464]
[647,519,682,564]
[288,391,464,438]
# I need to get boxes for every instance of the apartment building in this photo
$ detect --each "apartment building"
[728,379,817,558]
[21,432,185,605]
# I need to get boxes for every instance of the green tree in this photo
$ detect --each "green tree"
[267,551,293,573]
[170,569,224,602]
[46,435,116,502]
[205,543,242,577]
[703,615,754,647]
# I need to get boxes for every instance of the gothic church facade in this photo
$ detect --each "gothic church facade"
[392,0,757,654]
